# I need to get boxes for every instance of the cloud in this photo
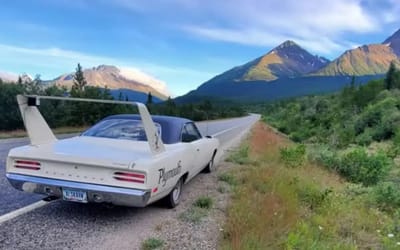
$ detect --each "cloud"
[108,0,396,56]
[180,0,381,55]
[0,43,215,96]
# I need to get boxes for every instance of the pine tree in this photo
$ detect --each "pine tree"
[146,92,153,105]
[17,76,22,85]
[73,63,87,92]
[385,61,396,90]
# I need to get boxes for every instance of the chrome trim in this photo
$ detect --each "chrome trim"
[6,173,151,207]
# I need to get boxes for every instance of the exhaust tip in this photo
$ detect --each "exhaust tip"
[43,196,59,202]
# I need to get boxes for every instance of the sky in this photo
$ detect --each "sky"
[0,0,399,96]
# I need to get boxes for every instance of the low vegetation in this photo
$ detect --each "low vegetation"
[218,173,238,186]
[179,197,214,224]
[220,122,400,249]
[279,144,306,168]
[193,196,213,209]
[141,237,164,250]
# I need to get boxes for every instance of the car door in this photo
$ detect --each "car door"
[181,122,206,179]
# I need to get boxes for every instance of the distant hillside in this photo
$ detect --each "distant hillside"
[109,88,163,103]
[176,75,383,103]
[314,44,399,76]
[0,72,32,83]
[53,65,169,100]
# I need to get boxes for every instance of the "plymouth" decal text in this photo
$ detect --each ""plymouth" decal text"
[158,162,182,187]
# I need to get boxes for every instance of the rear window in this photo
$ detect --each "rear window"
[82,119,161,141]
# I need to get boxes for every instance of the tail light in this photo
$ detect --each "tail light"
[113,171,146,183]
[14,160,41,170]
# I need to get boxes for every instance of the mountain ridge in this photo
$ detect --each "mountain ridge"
[313,44,400,76]
[53,65,169,100]
[178,28,400,102]
[383,28,400,56]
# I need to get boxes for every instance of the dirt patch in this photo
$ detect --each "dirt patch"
[249,122,289,158]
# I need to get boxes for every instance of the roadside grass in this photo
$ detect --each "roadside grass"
[218,172,238,186]
[226,144,257,165]
[220,122,397,250]
[0,126,87,139]
[180,196,214,224]
[141,237,164,250]
[193,196,213,209]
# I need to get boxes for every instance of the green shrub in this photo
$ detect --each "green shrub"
[280,144,306,168]
[141,238,164,250]
[309,146,340,171]
[388,128,400,158]
[339,148,391,186]
[193,196,213,209]
[373,182,400,212]
[355,130,373,146]
[297,183,332,210]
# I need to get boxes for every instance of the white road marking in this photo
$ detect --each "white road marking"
[0,200,48,225]
[212,124,244,137]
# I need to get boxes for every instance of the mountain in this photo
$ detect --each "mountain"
[54,65,169,100]
[0,71,18,82]
[208,40,330,83]
[314,44,400,76]
[383,28,400,56]
[0,72,32,83]
[175,75,382,103]
[178,29,400,103]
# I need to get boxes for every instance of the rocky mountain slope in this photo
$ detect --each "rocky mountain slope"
[314,44,399,76]
[54,65,169,100]
[209,41,329,84]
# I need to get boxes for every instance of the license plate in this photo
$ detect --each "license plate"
[62,189,88,203]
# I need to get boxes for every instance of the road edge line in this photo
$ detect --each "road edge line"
[0,200,48,224]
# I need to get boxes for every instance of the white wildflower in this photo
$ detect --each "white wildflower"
[388,233,394,238]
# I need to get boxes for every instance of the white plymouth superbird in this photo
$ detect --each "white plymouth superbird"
[6,95,219,208]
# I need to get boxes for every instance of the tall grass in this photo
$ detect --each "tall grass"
[220,122,396,249]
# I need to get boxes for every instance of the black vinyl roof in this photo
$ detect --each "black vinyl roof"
[102,114,194,144]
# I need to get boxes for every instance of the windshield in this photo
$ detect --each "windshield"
[82,119,161,141]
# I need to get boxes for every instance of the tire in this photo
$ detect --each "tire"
[204,151,217,173]
[165,178,183,208]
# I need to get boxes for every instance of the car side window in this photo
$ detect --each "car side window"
[181,123,202,143]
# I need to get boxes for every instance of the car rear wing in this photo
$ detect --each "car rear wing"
[16,95,166,155]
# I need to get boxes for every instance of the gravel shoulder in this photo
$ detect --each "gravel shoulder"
[0,116,257,250]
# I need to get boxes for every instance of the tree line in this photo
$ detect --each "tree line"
[0,63,245,131]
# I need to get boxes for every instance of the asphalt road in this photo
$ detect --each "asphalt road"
[0,114,259,249]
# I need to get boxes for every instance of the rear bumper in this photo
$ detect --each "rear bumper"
[6,173,151,207]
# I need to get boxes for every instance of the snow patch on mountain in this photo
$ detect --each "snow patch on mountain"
[119,67,170,96]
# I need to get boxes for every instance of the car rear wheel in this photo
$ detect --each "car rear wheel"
[204,151,217,173]
[165,178,183,208]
